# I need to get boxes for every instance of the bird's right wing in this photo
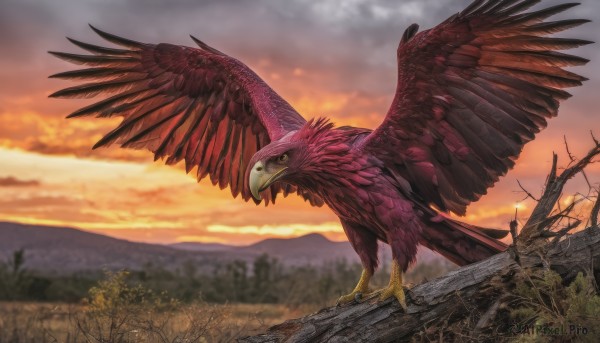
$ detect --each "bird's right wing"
[50,26,323,207]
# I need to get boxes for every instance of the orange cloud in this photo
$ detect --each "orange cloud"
[0,176,40,187]
[0,0,597,247]
[0,110,150,161]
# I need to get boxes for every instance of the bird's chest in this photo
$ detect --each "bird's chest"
[322,189,372,224]
[319,177,409,232]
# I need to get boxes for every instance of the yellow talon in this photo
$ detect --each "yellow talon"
[336,268,372,305]
[378,260,407,310]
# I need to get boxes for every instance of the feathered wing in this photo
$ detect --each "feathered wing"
[363,0,591,215]
[50,26,323,206]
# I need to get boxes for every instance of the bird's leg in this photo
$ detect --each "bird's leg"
[377,259,407,309]
[336,268,372,305]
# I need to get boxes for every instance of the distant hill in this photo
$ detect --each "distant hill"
[0,221,213,274]
[170,234,444,266]
[169,242,233,252]
[0,221,444,274]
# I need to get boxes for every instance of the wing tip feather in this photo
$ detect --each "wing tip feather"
[190,35,225,55]
[48,71,65,79]
[92,140,105,150]
[65,112,80,119]
[48,50,64,59]
[47,91,60,98]
[89,24,143,48]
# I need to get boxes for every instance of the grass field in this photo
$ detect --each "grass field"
[0,250,458,342]
[0,301,312,343]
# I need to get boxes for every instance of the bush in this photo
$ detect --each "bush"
[510,270,600,343]
[74,270,248,343]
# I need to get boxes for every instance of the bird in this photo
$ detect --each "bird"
[49,0,591,309]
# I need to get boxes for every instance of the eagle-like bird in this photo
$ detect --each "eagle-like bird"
[50,0,591,308]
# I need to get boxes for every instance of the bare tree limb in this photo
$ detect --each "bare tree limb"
[592,131,599,146]
[564,135,576,163]
[592,189,600,227]
[519,141,600,247]
[516,180,539,202]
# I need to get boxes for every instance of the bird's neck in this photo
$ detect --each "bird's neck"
[294,132,378,194]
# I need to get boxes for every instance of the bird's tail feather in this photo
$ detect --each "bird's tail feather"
[419,214,509,266]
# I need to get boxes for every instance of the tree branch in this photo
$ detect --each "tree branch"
[592,189,600,227]
[519,141,600,247]
[516,180,539,202]
[239,226,600,343]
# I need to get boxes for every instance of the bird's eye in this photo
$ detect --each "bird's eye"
[278,153,289,163]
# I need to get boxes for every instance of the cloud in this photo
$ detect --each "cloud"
[0,176,40,187]
[0,193,84,216]
[0,0,598,246]
[206,222,342,237]
[2,0,598,144]
[0,110,153,162]
[128,187,177,205]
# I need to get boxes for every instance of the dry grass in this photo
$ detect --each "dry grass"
[0,302,305,343]
[0,269,321,343]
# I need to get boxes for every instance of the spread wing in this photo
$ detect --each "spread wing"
[50,25,323,206]
[363,0,591,215]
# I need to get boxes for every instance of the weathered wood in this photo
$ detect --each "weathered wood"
[591,189,600,227]
[239,226,600,343]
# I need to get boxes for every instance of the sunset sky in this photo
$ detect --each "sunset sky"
[1,0,599,246]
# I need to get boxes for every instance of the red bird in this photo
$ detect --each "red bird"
[50,0,590,308]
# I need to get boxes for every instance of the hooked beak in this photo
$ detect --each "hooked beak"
[249,161,288,200]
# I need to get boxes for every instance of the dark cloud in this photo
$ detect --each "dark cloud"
[0,177,40,187]
[5,0,596,98]
[1,0,598,140]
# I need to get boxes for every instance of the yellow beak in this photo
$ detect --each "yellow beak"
[249,161,288,200]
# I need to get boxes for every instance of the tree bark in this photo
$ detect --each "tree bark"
[239,225,600,343]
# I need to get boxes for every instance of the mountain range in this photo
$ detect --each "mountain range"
[0,221,443,274]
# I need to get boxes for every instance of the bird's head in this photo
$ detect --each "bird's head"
[247,118,337,200]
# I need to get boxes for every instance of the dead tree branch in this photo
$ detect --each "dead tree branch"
[518,140,600,248]
[239,226,600,343]
[516,180,539,202]
[592,189,600,227]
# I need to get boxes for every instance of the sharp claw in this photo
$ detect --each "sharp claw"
[377,260,408,310]
[336,294,351,306]
[378,286,407,310]
[394,291,408,310]
[336,269,372,306]
[337,289,372,305]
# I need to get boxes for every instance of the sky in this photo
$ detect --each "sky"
[0,0,599,245]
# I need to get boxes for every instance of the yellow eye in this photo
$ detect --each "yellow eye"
[278,153,289,163]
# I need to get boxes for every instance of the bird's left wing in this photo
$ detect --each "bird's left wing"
[50,26,323,206]
[362,0,591,215]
